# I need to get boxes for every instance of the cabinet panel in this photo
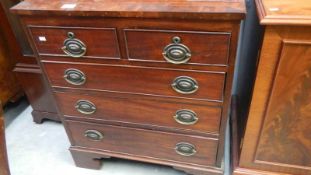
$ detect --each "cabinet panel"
[255,41,311,168]
[237,26,311,175]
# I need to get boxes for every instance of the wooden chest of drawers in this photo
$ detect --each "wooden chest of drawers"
[12,1,245,174]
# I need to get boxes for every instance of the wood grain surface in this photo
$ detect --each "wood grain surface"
[29,26,120,59]
[14,66,61,123]
[2,0,61,122]
[11,0,245,20]
[66,120,218,167]
[124,29,230,66]
[55,90,222,135]
[238,26,311,175]
[235,1,311,174]
[0,3,22,105]
[256,0,311,26]
[256,41,311,167]
[43,62,226,102]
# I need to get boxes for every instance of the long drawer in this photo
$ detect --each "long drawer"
[66,120,218,167]
[43,62,226,101]
[55,90,222,134]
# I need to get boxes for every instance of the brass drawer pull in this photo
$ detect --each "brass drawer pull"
[163,36,191,64]
[171,76,199,94]
[84,130,104,141]
[75,100,96,115]
[175,142,197,156]
[174,109,198,125]
[64,68,86,85]
[62,32,87,58]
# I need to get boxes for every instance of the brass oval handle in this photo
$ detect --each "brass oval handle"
[171,76,199,94]
[64,68,86,85]
[75,100,96,115]
[62,32,87,58]
[174,109,198,125]
[84,130,104,141]
[163,36,191,64]
[175,142,197,156]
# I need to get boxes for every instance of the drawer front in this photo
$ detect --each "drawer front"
[67,120,218,166]
[44,62,225,101]
[29,26,120,59]
[55,91,222,134]
[124,29,231,65]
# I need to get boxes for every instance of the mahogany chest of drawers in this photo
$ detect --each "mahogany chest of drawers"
[12,1,245,174]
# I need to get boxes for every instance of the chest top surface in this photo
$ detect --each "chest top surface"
[256,0,311,26]
[11,0,245,20]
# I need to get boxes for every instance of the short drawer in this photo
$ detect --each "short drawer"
[66,120,218,166]
[124,29,231,65]
[44,62,225,101]
[55,90,222,134]
[29,26,120,59]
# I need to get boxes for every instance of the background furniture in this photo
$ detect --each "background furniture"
[0,3,22,106]
[12,0,245,174]
[233,0,311,174]
[0,0,60,123]
[0,101,10,175]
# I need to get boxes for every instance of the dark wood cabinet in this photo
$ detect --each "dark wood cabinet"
[14,68,60,123]
[0,0,60,123]
[0,2,22,106]
[233,0,311,174]
[12,1,245,174]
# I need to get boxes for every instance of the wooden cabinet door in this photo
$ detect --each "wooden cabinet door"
[240,26,311,175]
[255,40,311,168]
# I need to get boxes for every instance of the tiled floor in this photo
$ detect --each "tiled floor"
[4,99,230,175]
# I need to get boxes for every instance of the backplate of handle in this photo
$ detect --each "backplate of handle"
[175,142,197,156]
[171,76,199,94]
[174,109,198,125]
[163,36,191,64]
[62,32,87,58]
[75,100,96,115]
[84,130,104,141]
[64,68,86,85]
